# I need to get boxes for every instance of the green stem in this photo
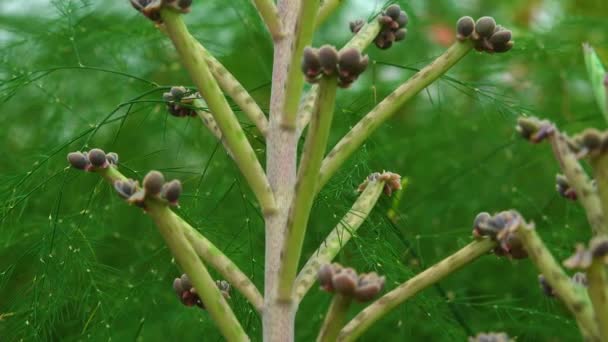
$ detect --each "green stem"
[197,41,269,137]
[181,223,264,313]
[513,223,599,341]
[280,0,321,129]
[315,0,343,29]
[549,133,607,236]
[97,167,264,313]
[250,0,283,40]
[337,238,495,341]
[278,77,338,300]
[317,294,352,342]
[294,178,385,303]
[161,10,276,216]
[148,203,249,341]
[591,155,608,235]
[587,261,608,340]
[317,41,473,192]
[192,98,234,158]
[296,20,382,134]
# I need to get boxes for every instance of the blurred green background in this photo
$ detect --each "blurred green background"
[1,0,608,341]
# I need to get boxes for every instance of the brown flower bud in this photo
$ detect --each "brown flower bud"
[302,47,321,82]
[88,148,107,168]
[114,179,139,200]
[105,152,119,166]
[394,29,407,42]
[456,16,475,40]
[475,16,496,38]
[489,30,512,46]
[349,20,365,34]
[162,180,183,205]
[318,45,339,76]
[332,267,358,296]
[67,152,89,170]
[353,272,385,302]
[143,170,165,197]
[385,4,401,20]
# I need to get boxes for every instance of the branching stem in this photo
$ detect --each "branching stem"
[317,41,473,192]
[294,177,385,303]
[250,0,283,40]
[317,294,352,342]
[161,9,276,215]
[278,77,339,300]
[587,261,608,341]
[338,238,495,341]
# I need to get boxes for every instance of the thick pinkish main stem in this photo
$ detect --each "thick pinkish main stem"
[263,0,300,341]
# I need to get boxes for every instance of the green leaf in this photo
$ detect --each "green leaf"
[583,43,608,122]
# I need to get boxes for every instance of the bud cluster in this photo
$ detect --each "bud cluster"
[172,274,230,309]
[538,272,587,298]
[456,16,514,54]
[113,170,183,208]
[350,4,408,50]
[570,128,608,159]
[357,171,402,196]
[473,211,527,259]
[67,148,118,172]
[162,86,200,118]
[302,46,369,88]
[563,236,608,270]
[130,0,192,23]
[468,332,513,342]
[317,263,385,302]
[555,174,578,201]
[516,116,555,143]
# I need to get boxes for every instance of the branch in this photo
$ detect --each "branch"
[182,223,264,313]
[587,260,608,340]
[250,0,283,40]
[315,0,343,29]
[192,98,234,157]
[278,76,339,300]
[92,166,250,341]
[161,9,276,215]
[317,294,352,342]
[91,163,264,313]
[547,130,607,235]
[296,20,382,134]
[197,40,269,137]
[280,0,321,129]
[512,221,599,341]
[294,176,385,303]
[317,41,473,192]
[337,238,495,341]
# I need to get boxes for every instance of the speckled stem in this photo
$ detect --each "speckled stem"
[182,225,264,313]
[587,261,608,341]
[337,238,495,341]
[317,294,352,342]
[148,203,249,341]
[317,41,473,192]
[280,0,321,129]
[549,133,607,236]
[278,77,339,300]
[513,222,599,341]
[590,155,608,235]
[97,167,263,313]
[96,168,249,341]
[197,41,269,137]
[315,0,343,29]
[294,178,385,303]
[250,0,283,40]
[192,98,235,158]
[161,10,276,216]
[296,20,382,134]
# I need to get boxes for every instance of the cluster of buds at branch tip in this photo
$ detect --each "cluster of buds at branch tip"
[113,170,183,208]
[456,16,514,54]
[302,46,369,88]
[172,274,230,309]
[162,86,200,118]
[67,149,118,172]
[351,4,408,50]
[468,332,513,342]
[570,128,608,159]
[516,116,555,143]
[538,272,587,298]
[317,263,385,302]
[563,236,608,270]
[358,171,403,196]
[473,211,528,259]
[555,174,578,201]
[130,0,192,23]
